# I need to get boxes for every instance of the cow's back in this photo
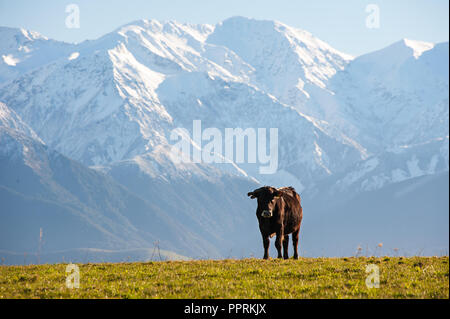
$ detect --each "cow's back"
[278,187,302,234]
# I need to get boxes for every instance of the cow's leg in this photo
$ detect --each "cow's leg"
[262,234,270,260]
[283,234,289,259]
[292,229,300,260]
[275,232,283,259]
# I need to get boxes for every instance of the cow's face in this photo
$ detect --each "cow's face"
[247,186,282,218]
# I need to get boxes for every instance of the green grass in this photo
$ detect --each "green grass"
[0,257,448,299]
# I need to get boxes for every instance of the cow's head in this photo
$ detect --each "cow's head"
[247,186,282,218]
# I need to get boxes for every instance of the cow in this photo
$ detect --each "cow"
[247,186,303,260]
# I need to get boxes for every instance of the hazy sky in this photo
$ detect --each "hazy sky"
[0,0,448,56]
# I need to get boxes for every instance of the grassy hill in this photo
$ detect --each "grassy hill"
[0,257,448,299]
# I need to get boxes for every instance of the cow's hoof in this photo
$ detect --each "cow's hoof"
[293,255,299,260]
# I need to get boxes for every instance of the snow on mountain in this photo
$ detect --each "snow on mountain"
[332,137,449,194]
[395,39,434,59]
[302,135,448,220]
[0,20,253,167]
[352,39,434,76]
[0,102,43,143]
[0,19,446,191]
[97,19,252,82]
[207,17,352,110]
[326,40,449,151]
[0,19,367,191]
[0,27,73,83]
[156,71,366,189]
[0,50,145,165]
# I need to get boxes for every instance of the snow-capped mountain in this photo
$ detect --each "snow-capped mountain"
[334,137,449,193]
[207,17,352,109]
[0,17,367,191]
[306,136,449,203]
[326,39,449,152]
[0,27,73,83]
[0,17,448,261]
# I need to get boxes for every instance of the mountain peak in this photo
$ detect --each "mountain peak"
[352,38,436,71]
[400,38,434,58]
[0,26,47,41]
[0,26,48,53]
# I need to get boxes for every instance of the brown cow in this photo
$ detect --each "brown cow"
[247,186,303,259]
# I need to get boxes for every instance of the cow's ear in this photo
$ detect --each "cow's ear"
[247,192,257,199]
[273,190,282,198]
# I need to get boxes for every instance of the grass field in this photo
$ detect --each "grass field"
[0,257,448,299]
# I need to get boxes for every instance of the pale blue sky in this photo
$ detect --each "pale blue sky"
[0,0,448,56]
